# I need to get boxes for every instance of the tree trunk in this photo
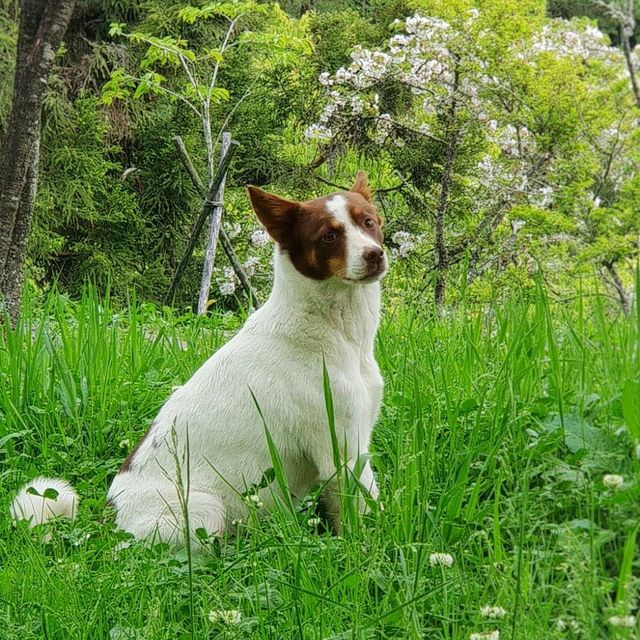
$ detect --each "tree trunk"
[603,260,631,316]
[433,68,459,310]
[621,28,640,110]
[0,0,75,321]
[0,143,39,319]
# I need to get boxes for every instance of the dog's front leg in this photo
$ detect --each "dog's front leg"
[313,444,379,536]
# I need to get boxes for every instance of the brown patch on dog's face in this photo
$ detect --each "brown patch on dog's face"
[342,191,384,246]
[288,196,348,279]
[247,172,385,281]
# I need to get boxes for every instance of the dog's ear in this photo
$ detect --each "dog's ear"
[246,186,299,246]
[351,171,372,202]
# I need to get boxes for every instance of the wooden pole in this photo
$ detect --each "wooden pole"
[171,136,261,308]
[198,132,231,314]
[164,139,238,306]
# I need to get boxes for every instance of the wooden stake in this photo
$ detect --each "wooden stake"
[164,139,238,306]
[170,136,261,308]
[198,132,231,314]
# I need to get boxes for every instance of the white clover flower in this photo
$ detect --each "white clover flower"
[118,439,130,449]
[223,266,237,282]
[480,606,507,619]
[555,619,567,632]
[208,609,242,625]
[429,552,454,567]
[219,281,235,296]
[608,615,636,628]
[231,518,243,526]
[307,517,321,527]
[602,474,624,489]
[470,631,499,640]
[251,229,270,247]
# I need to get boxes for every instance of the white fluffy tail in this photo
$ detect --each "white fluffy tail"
[10,477,79,528]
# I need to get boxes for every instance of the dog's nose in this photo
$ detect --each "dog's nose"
[364,247,384,276]
[364,247,384,265]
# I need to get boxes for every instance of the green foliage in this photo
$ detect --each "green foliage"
[1,286,639,636]
[0,0,637,309]
[33,97,142,295]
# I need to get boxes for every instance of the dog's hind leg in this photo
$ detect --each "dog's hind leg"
[113,488,226,549]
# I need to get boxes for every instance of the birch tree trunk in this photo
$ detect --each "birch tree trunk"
[197,132,231,315]
[0,0,75,321]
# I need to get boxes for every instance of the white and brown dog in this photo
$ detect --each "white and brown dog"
[11,172,387,545]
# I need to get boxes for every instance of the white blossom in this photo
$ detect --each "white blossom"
[391,230,412,244]
[227,223,242,239]
[251,229,270,247]
[602,474,624,489]
[480,606,507,619]
[304,123,333,142]
[511,219,526,233]
[555,618,567,632]
[208,610,242,625]
[396,240,416,258]
[608,615,636,628]
[318,71,332,86]
[470,631,499,640]
[219,281,235,296]
[532,185,554,208]
[243,256,260,275]
[429,552,454,567]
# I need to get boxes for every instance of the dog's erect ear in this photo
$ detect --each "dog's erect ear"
[351,171,372,202]
[246,186,299,246]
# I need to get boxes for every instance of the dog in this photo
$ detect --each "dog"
[10,172,387,546]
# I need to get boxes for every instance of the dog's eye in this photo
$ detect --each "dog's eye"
[322,231,337,243]
[364,218,375,229]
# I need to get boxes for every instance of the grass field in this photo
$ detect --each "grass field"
[1,282,639,639]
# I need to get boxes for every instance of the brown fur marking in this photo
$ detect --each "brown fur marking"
[247,173,384,281]
[118,421,156,473]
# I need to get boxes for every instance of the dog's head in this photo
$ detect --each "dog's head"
[247,172,387,283]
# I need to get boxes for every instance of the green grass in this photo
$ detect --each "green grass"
[0,284,639,639]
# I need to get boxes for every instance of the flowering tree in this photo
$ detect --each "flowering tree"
[307,7,639,308]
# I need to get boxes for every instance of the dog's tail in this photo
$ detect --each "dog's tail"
[10,477,79,528]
